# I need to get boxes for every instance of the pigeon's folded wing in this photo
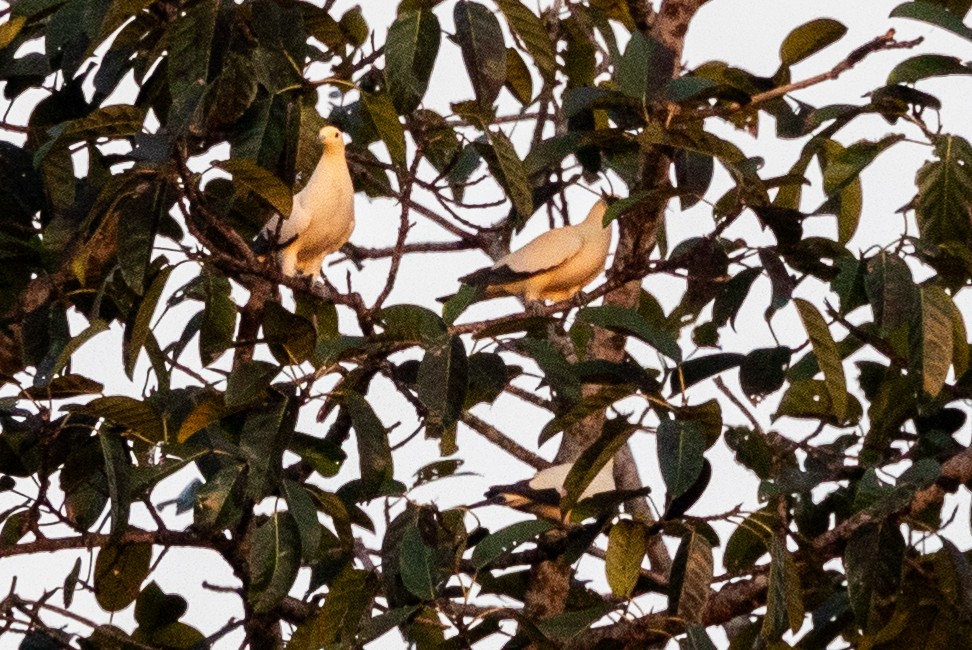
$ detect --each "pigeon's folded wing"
[460,228,584,286]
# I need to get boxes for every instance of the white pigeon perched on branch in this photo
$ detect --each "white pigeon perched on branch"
[476,459,617,521]
[458,198,612,303]
[254,125,354,280]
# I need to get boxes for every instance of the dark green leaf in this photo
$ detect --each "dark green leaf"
[216,159,292,217]
[865,251,916,337]
[417,336,468,439]
[379,304,447,345]
[134,582,188,632]
[504,47,533,104]
[888,54,972,84]
[578,305,681,361]
[283,480,322,563]
[361,91,407,168]
[724,508,776,572]
[822,135,903,196]
[657,419,706,499]
[343,392,393,495]
[400,524,437,600]
[199,268,237,366]
[225,360,278,408]
[124,265,173,380]
[487,128,533,223]
[761,537,804,640]
[915,134,972,248]
[454,1,507,108]
[496,0,556,82]
[845,521,904,631]
[63,557,81,608]
[385,9,441,113]
[795,299,848,422]
[472,519,553,568]
[891,1,972,41]
[248,512,301,613]
[670,353,745,393]
[194,464,245,532]
[94,542,152,611]
[563,418,637,513]
[82,396,165,444]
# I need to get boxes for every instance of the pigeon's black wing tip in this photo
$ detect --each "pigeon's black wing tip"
[459,264,537,287]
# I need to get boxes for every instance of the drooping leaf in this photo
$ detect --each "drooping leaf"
[563,418,638,513]
[845,521,905,632]
[822,135,903,195]
[761,537,804,640]
[361,91,407,168]
[124,265,173,379]
[417,336,468,439]
[487,128,533,223]
[282,480,322,562]
[504,47,533,104]
[910,286,954,397]
[794,299,848,422]
[914,134,972,248]
[496,0,556,83]
[94,541,152,612]
[657,419,706,499]
[82,396,165,444]
[605,519,647,598]
[248,512,301,613]
[342,392,393,496]
[865,251,917,337]
[724,508,776,572]
[669,529,714,624]
[399,524,437,600]
[385,9,441,114]
[198,268,237,366]
[453,1,507,108]
[670,353,745,394]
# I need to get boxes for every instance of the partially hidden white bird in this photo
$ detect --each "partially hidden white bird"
[254,125,354,280]
[477,458,616,521]
[458,199,612,302]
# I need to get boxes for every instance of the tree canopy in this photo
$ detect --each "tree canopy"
[2,0,972,648]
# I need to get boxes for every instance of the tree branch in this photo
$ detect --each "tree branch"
[461,412,552,470]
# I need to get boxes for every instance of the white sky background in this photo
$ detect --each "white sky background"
[2,0,972,648]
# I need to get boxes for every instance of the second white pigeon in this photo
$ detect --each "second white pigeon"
[256,125,355,280]
[459,199,612,302]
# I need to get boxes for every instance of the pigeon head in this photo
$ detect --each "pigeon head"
[319,126,346,152]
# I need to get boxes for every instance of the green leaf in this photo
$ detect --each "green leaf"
[417,336,468,439]
[845,521,904,632]
[891,1,972,41]
[361,91,407,168]
[865,251,917,337]
[342,392,393,495]
[822,135,903,196]
[289,568,373,649]
[670,530,714,624]
[94,542,152,611]
[761,537,804,640]
[794,299,848,422]
[82,396,165,444]
[385,9,441,114]
[657,419,705,499]
[134,582,188,632]
[738,346,791,399]
[888,54,972,84]
[915,134,972,248]
[674,149,714,210]
[779,18,847,66]
[225,360,278,408]
[535,605,613,641]
[605,519,647,598]
[540,385,635,445]
[776,379,862,426]
[400,524,437,600]
[504,47,533,104]
[124,265,173,380]
[282,480,322,562]
[193,464,245,532]
[454,1,507,108]
[496,0,556,83]
[670,353,745,393]
[724,508,776,572]
[617,31,671,102]
[487,128,533,223]
[34,106,146,164]
[712,267,761,329]
[99,432,130,537]
[379,304,447,345]
[911,286,954,397]
[682,626,719,650]
[248,512,301,613]
[578,305,682,361]
[472,519,553,568]
[199,268,237,366]
[240,396,290,500]
[216,159,293,217]
[464,351,507,407]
